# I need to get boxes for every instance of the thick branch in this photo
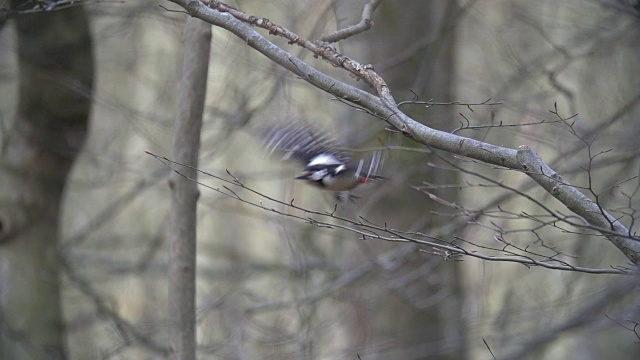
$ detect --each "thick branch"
[516,147,640,263]
[168,0,640,265]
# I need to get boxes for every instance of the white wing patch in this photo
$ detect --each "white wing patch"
[307,154,344,167]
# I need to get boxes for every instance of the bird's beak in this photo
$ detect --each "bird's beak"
[295,172,310,180]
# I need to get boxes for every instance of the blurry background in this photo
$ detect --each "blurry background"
[1,0,640,359]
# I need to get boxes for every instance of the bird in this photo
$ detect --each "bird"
[263,123,384,192]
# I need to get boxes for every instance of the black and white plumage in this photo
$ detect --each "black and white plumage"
[263,124,384,191]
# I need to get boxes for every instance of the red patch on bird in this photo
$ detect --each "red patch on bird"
[358,176,370,184]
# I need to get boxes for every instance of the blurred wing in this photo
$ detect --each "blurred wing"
[263,124,349,164]
[354,149,385,181]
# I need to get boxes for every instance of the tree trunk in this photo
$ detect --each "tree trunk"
[168,16,210,360]
[0,4,93,359]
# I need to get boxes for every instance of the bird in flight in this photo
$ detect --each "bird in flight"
[263,123,384,192]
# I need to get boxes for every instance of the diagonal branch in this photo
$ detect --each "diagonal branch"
[166,0,640,265]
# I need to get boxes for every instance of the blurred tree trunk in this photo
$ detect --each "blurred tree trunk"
[0,3,93,359]
[340,1,467,358]
[168,16,210,360]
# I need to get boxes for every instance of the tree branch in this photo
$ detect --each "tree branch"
[147,151,633,275]
[166,0,640,265]
[319,0,381,43]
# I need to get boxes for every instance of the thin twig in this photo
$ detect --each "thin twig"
[319,0,381,43]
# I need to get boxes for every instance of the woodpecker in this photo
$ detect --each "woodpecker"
[263,124,384,191]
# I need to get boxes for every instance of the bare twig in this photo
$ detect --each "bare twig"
[8,0,124,14]
[146,151,633,275]
[319,0,381,43]
[165,0,640,265]
[483,338,498,360]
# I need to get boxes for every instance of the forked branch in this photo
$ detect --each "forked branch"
[167,0,640,265]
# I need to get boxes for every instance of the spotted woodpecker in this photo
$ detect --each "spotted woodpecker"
[263,124,384,191]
